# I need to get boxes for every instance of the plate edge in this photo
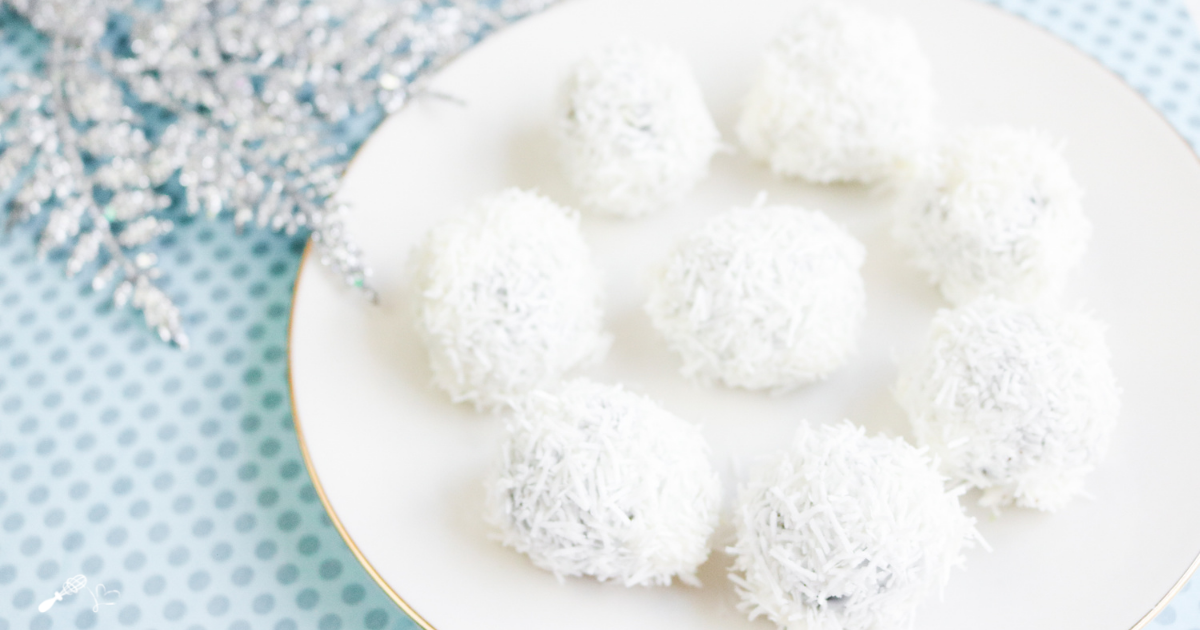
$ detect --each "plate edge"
[286,241,440,630]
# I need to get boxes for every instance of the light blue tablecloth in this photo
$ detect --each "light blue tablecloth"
[0,2,1197,630]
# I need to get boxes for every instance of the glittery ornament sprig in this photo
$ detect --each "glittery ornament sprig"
[1,0,555,346]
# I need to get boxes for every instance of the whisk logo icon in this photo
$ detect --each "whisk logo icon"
[37,575,121,614]
[37,575,86,612]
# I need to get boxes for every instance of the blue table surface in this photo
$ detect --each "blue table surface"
[0,2,1198,630]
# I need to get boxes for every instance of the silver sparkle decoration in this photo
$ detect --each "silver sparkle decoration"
[1,0,555,348]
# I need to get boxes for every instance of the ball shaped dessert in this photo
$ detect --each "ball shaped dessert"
[559,40,720,218]
[486,379,721,587]
[412,188,611,410]
[893,126,1090,305]
[737,2,933,184]
[730,421,976,630]
[895,296,1120,511]
[646,203,866,391]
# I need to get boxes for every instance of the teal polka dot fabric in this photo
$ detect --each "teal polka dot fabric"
[0,2,1197,630]
[0,212,409,630]
[985,0,1200,152]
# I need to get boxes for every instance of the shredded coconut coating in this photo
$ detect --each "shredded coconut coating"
[646,203,866,391]
[485,379,721,587]
[412,189,611,410]
[736,3,933,184]
[559,40,720,218]
[893,126,1090,305]
[895,297,1121,511]
[730,421,977,630]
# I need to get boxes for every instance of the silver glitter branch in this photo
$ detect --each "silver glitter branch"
[1,0,555,346]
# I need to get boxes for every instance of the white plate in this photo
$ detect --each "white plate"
[287,1,1200,628]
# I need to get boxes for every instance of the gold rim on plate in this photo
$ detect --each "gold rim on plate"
[286,243,438,630]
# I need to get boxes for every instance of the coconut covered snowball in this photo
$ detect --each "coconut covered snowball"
[559,40,720,217]
[412,189,611,410]
[737,3,933,184]
[895,297,1120,511]
[485,379,721,586]
[893,126,1090,305]
[730,421,977,630]
[646,203,865,391]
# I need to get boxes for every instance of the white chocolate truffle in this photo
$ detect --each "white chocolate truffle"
[559,40,720,217]
[730,421,977,630]
[412,189,611,410]
[646,203,866,391]
[486,379,721,586]
[737,3,933,184]
[895,297,1120,511]
[893,126,1090,305]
